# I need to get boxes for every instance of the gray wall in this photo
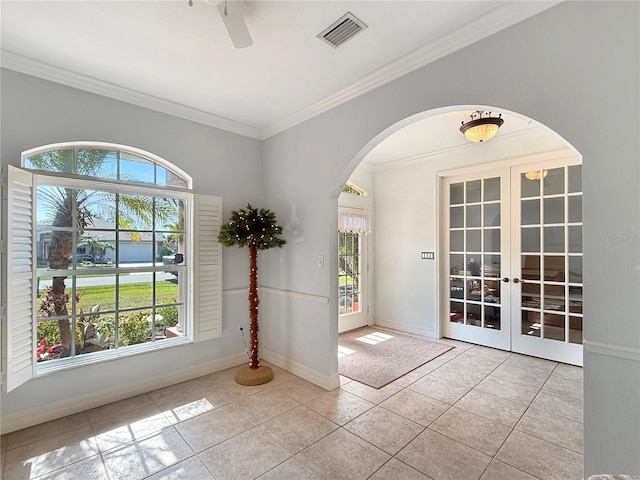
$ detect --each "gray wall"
[0,68,264,425]
[261,2,639,476]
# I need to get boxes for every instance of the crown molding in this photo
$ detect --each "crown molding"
[0,49,263,140]
[0,1,560,141]
[260,1,562,139]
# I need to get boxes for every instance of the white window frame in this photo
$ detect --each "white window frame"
[1,143,222,392]
[342,181,367,196]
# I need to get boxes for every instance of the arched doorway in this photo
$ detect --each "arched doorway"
[339,105,583,365]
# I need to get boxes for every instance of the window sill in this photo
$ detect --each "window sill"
[36,336,191,376]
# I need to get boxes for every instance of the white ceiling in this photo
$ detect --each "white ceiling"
[0,0,560,140]
[362,109,572,168]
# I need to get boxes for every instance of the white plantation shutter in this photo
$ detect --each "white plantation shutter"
[193,194,222,342]
[3,166,36,392]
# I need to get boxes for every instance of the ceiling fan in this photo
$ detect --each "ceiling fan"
[189,0,253,49]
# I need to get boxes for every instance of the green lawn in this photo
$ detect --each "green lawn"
[39,281,179,312]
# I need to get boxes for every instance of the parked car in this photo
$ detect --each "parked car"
[70,254,95,263]
[162,254,184,266]
[162,254,183,275]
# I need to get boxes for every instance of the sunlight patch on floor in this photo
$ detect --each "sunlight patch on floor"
[337,345,356,358]
[163,398,216,422]
[356,331,394,345]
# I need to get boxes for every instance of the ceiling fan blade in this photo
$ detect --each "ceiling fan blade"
[216,1,253,49]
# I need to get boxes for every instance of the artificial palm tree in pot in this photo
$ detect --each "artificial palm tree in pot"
[218,204,286,385]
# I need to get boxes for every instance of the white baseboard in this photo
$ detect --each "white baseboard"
[262,349,339,391]
[374,318,436,338]
[1,352,248,434]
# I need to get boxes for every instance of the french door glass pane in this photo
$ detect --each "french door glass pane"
[466,205,481,227]
[569,226,582,253]
[450,230,464,251]
[466,303,481,326]
[450,254,464,274]
[522,227,540,252]
[568,165,582,193]
[568,196,582,223]
[544,284,565,312]
[568,256,583,283]
[484,230,500,253]
[484,203,500,226]
[544,168,565,195]
[522,255,541,280]
[449,177,501,330]
[569,316,583,344]
[338,232,361,316]
[450,183,464,204]
[485,306,500,329]
[484,280,501,303]
[483,254,501,278]
[569,287,583,314]
[520,164,583,345]
[522,311,541,337]
[466,180,481,203]
[544,198,564,224]
[521,173,541,198]
[544,255,565,281]
[450,207,464,228]
[544,313,565,341]
[522,282,540,308]
[484,177,501,201]
[521,199,540,225]
[450,278,464,299]
[450,301,464,323]
[544,226,564,252]
[466,230,481,252]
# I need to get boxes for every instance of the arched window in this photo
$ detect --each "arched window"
[3,142,221,391]
[341,181,367,196]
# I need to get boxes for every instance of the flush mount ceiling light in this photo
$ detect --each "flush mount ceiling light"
[525,169,549,180]
[460,111,504,143]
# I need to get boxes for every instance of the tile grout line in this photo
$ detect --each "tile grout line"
[3,351,583,480]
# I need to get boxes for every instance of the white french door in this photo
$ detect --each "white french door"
[444,170,512,351]
[338,231,368,333]
[510,161,583,365]
[443,158,583,365]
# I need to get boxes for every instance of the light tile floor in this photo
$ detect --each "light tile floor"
[0,336,583,480]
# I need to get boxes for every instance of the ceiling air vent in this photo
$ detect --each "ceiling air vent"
[317,12,367,49]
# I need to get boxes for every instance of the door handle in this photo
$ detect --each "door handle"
[502,277,509,283]
[513,278,520,284]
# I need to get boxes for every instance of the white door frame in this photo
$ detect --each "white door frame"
[437,152,583,365]
[338,190,372,333]
[441,169,512,351]
[338,231,369,333]
[510,157,583,365]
